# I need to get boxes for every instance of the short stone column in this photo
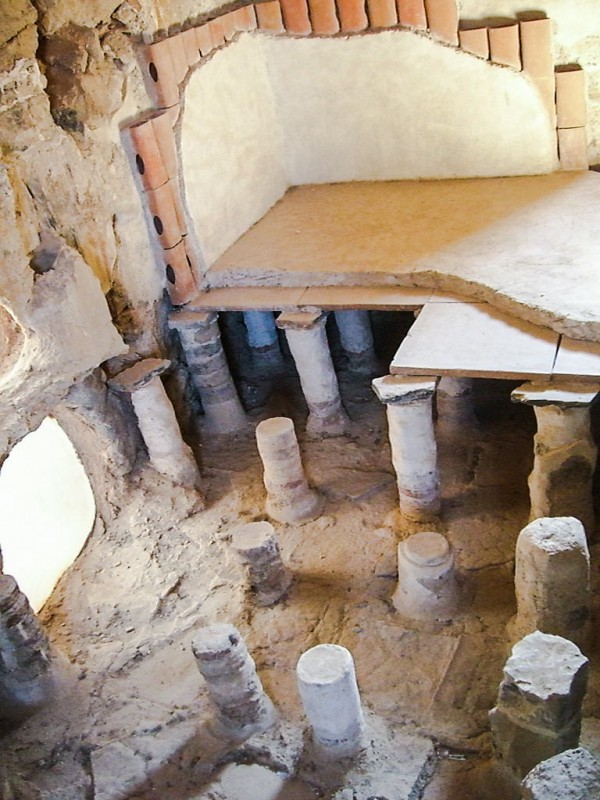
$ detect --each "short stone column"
[276,311,349,437]
[489,631,588,784]
[333,310,378,375]
[436,377,476,426]
[191,623,275,738]
[256,417,323,525]
[296,643,365,757]
[511,517,590,648]
[231,521,292,606]
[392,532,459,622]
[0,575,53,721]
[511,382,599,537]
[372,375,440,522]
[109,358,202,492]
[169,309,246,433]
[243,310,283,368]
[522,747,600,800]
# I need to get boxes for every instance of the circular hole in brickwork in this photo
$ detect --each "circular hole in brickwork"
[149,62,159,82]
[135,154,145,175]
[166,264,176,284]
[153,215,164,235]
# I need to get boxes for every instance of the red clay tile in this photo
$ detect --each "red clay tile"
[308,0,340,34]
[280,0,312,34]
[235,5,258,31]
[336,0,368,32]
[181,27,201,67]
[143,40,180,108]
[558,127,588,171]
[556,67,586,129]
[195,24,215,56]
[129,119,169,192]
[150,110,178,181]
[424,0,458,45]
[458,27,488,59]
[488,23,521,70]
[221,11,238,41]
[209,17,227,46]
[162,239,198,306]
[255,1,285,32]
[146,181,185,249]
[520,18,553,77]
[396,0,426,29]
[531,75,556,123]
[167,34,189,84]
[367,0,397,29]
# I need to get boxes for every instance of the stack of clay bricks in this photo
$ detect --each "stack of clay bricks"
[128,112,198,305]
[459,16,588,170]
[555,66,587,170]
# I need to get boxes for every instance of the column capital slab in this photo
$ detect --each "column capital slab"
[372,375,438,405]
[108,358,171,393]
[276,310,327,330]
[168,309,218,330]
[512,381,600,408]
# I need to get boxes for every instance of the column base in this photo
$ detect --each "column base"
[203,398,247,434]
[306,406,350,438]
[266,489,324,526]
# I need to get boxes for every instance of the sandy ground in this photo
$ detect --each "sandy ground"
[2,314,600,799]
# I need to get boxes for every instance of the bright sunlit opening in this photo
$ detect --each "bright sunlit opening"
[0,417,96,612]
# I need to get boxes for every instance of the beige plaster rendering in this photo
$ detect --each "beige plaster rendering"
[264,31,556,186]
[210,173,600,342]
[181,35,288,269]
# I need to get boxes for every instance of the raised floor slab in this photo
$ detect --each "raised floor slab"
[208,173,600,343]
[391,302,560,380]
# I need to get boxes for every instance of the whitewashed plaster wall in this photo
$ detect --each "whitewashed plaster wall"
[181,35,288,270]
[181,31,556,266]
[267,32,555,186]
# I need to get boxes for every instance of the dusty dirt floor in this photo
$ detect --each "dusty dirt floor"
[2,312,600,800]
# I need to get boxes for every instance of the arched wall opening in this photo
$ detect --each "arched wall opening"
[0,417,96,612]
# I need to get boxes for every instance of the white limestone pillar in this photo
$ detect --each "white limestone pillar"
[512,382,599,538]
[489,631,588,784]
[333,310,378,375]
[255,417,323,525]
[296,643,364,757]
[0,575,53,721]
[372,375,440,522]
[231,521,292,606]
[191,623,275,738]
[169,309,246,433]
[392,532,459,622]
[436,377,476,426]
[276,311,349,437]
[109,358,202,492]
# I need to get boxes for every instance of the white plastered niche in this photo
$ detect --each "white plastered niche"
[181,31,557,267]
